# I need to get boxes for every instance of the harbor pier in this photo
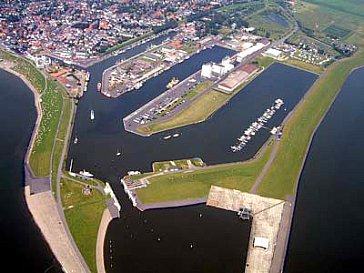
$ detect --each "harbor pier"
[207,186,287,273]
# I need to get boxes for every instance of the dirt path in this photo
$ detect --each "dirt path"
[250,140,280,194]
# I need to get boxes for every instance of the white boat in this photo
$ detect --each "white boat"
[90,110,95,120]
[163,135,171,140]
[79,170,94,178]
[173,133,180,138]
[116,150,121,156]
[73,137,78,144]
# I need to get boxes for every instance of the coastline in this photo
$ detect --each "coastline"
[0,61,90,272]
[0,64,43,170]
[96,209,113,273]
[272,61,364,272]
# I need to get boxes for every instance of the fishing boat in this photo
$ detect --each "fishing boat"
[166,77,179,89]
[79,170,94,178]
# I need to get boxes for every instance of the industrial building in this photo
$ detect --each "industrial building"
[263,48,283,59]
[217,64,259,93]
[236,43,266,62]
[200,56,234,79]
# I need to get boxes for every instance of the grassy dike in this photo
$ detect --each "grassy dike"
[136,140,275,203]
[1,47,108,272]
[31,79,63,177]
[257,48,364,199]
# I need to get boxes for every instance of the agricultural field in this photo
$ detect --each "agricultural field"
[323,25,352,39]
[295,0,364,45]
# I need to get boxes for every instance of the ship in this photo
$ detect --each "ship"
[166,77,179,89]
[90,110,95,120]
[173,133,180,138]
[79,170,94,178]
[85,72,90,82]
[163,135,171,140]
[97,82,102,91]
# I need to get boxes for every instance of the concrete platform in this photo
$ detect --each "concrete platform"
[207,186,285,273]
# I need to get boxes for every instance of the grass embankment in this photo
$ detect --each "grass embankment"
[136,142,274,203]
[184,80,213,100]
[0,48,45,93]
[61,179,107,273]
[138,90,230,134]
[29,79,63,176]
[51,89,72,194]
[257,56,323,74]
[258,49,364,199]
[152,157,204,172]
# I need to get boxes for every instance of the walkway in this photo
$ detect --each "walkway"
[25,186,87,273]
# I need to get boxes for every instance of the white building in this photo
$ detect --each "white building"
[35,55,51,69]
[201,56,234,79]
[236,43,265,62]
[201,63,213,78]
[264,48,283,59]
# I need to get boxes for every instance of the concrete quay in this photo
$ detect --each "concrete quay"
[207,186,285,273]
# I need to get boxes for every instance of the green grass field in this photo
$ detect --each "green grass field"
[61,179,107,273]
[12,60,45,93]
[258,49,364,199]
[137,67,263,135]
[29,79,63,176]
[323,25,352,39]
[0,48,45,93]
[136,142,274,203]
[152,157,203,172]
[296,0,364,44]
[183,80,213,100]
[137,90,230,134]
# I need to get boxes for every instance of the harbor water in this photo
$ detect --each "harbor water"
[68,44,317,273]
[1,34,363,273]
